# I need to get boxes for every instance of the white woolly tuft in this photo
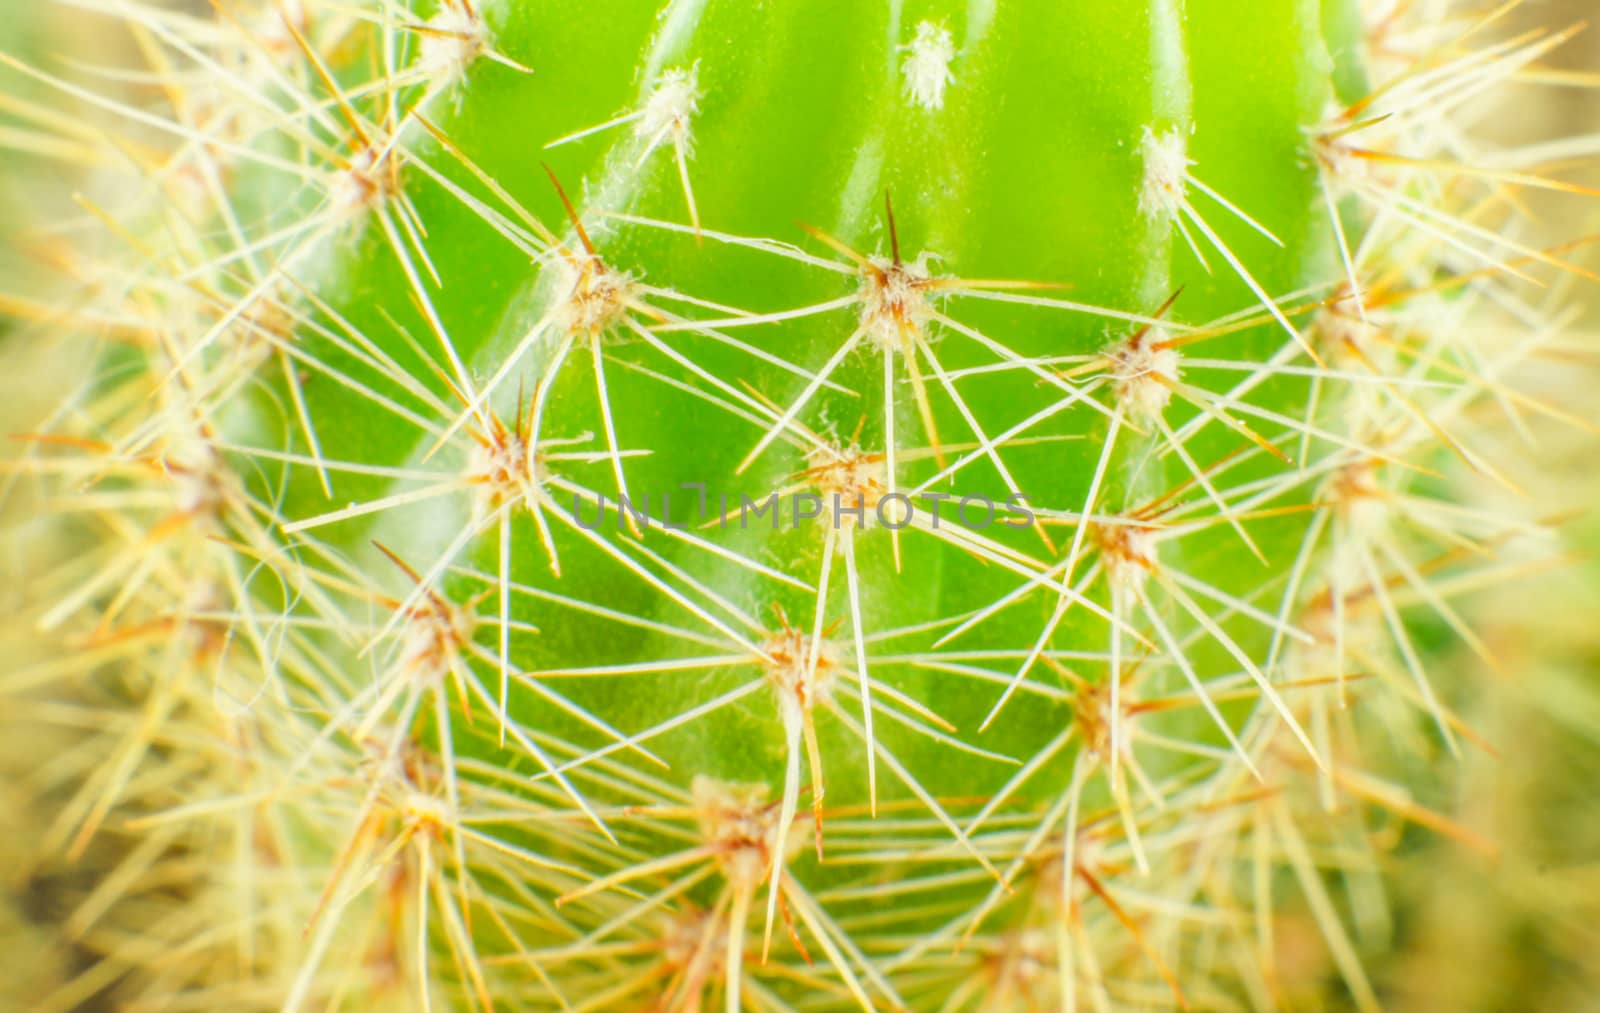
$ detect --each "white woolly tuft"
[417,2,490,88]
[253,0,307,56]
[1101,524,1160,594]
[1108,327,1181,421]
[860,255,935,354]
[329,147,389,218]
[901,21,956,111]
[637,66,701,149]
[1138,126,1190,219]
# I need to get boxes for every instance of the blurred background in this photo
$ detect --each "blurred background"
[1,2,1596,1009]
[1382,3,1600,1008]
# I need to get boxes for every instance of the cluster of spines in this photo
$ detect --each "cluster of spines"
[0,1,1595,1011]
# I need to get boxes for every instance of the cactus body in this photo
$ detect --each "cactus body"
[2,1,1596,1010]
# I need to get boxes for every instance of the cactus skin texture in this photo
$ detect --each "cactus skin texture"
[2,0,1598,1010]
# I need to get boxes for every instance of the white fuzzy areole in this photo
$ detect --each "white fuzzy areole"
[637,66,700,148]
[397,595,475,687]
[164,439,225,517]
[1107,326,1181,421]
[1322,461,1390,593]
[1138,126,1190,219]
[691,777,801,887]
[901,21,955,111]
[1100,523,1160,594]
[860,254,935,354]
[255,0,307,55]
[1331,461,1388,538]
[418,3,490,87]
[330,147,392,219]
[466,424,541,526]
[550,254,636,336]
[762,627,839,721]
[1316,305,1378,363]
[1314,98,1373,184]
[805,443,889,530]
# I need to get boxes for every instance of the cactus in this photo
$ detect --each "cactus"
[2,0,1596,1009]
